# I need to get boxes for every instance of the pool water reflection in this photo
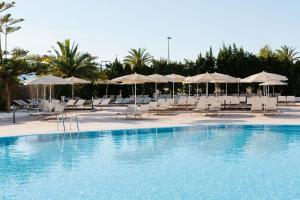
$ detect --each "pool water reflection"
[1,125,300,199]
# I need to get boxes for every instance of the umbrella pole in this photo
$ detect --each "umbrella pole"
[134,82,137,112]
[43,85,46,101]
[206,82,208,96]
[226,82,228,96]
[49,85,52,112]
[106,84,108,97]
[72,84,74,99]
[189,83,191,96]
[196,83,199,97]
[273,85,274,97]
[155,82,157,101]
[173,82,175,101]
[36,85,39,101]
[238,83,239,96]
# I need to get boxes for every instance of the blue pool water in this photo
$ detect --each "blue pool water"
[1,125,300,199]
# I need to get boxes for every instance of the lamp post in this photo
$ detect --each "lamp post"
[167,36,172,63]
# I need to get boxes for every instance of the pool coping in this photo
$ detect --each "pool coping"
[1,123,300,139]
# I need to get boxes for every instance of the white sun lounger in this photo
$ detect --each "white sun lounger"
[251,98,263,112]
[92,99,102,107]
[265,98,278,113]
[193,99,207,115]
[208,101,221,112]
[277,96,286,104]
[114,98,124,104]
[287,96,296,105]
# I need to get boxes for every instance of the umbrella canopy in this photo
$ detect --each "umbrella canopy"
[24,75,71,112]
[111,73,153,111]
[24,75,71,85]
[166,74,186,82]
[147,74,172,100]
[259,81,287,86]
[147,74,172,83]
[166,74,186,99]
[65,76,90,84]
[241,71,288,83]
[111,73,153,84]
[210,72,238,83]
[185,72,220,83]
[65,76,90,98]
[97,79,119,97]
[97,79,118,84]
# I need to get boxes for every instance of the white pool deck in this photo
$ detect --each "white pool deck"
[1,106,300,137]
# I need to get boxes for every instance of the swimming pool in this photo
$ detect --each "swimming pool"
[1,125,300,199]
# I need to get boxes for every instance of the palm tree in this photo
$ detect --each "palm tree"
[259,45,274,58]
[48,39,100,81]
[0,48,31,112]
[123,48,153,70]
[276,45,300,63]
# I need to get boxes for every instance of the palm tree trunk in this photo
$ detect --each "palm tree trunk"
[0,33,2,63]
[4,79,11,112]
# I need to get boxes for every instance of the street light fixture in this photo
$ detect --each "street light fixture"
[167,36,172,62]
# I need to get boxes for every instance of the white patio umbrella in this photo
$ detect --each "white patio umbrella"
[24,75,71,111]
[65,76,90,98]
[111,73,153,111]
[166,74,186,100]
[185,72,224,96]
[242,72,288,110]
[209,72,238,95]
[147,74,172,100]
[259,81,287,96]
[97,79,119,97]
[241,71,288,83]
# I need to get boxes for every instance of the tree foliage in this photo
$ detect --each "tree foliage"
[48,39,100,81]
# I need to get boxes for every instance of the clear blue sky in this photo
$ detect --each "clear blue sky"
[9,0,300,62]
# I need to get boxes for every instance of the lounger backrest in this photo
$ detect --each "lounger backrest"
[251,98,263,110]
[160,101,170,109]
[178,97,187,105]
[114,98,123,104]
[199,96,207,102]
[51,100,60,104]
[19,100,29,106]
[230,96,240,105]
[139,104,149,112]
[266,98,277,108]
[207,96,216,103]
[54,103,65,112]
[136,97,143,103]
[278,96,287,102]
[239,96,246,103]
[165,99,174,105]
[157,98,166,105]
[196,100,207,110]
[143,98,151,104]
[149,102,157,109]
[76,100,86,106]
[287,96,296,102]
[67,99,76,106]
[42,102,51,112]
[101,98,111,105]
[123,98,131,104]
[247,97,252,105]
[210,101,221,108]
[187,97,196,105]
[93,99,102,105]
[13,100,24,106]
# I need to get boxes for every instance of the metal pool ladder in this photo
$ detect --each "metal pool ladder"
[57,113,80,133]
